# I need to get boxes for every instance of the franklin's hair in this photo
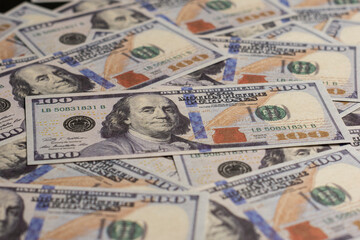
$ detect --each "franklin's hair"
[259,146,332,169]
[101,94,191,138]
[90,9,150,29]
[9,64,95,108]
[0,189,27,240]
[73,0,119,12]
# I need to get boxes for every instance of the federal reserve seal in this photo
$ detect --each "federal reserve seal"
[0,98,11,113]
[107,220,145,240]
[59,33,86,45]
[218,161,252,178]
[63,116,95,132]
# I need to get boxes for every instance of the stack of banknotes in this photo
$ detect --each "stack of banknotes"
[2,0,360,239]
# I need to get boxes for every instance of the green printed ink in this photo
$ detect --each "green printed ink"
[287,61,317,75]
[255,105,287,121]
[107,220,145,240]
[206,0,233,10]
[131,46,160,59]
[311,186,346,206]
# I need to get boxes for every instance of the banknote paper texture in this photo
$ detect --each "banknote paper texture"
[56,0,134,15]
[252,21,339,43]
[174,145,334,187]
[5,2,60,25]
[200,37,360,101]
[0,53,113,146]
[25,82,351,164]
[290,6,360,30]
[0,183,208,240]
[323,18,360,44]
[215,16,294,38]
[279,0,360,8]
[0,14,23,39]
[334,101,358,114]
[140,0,294,35]
[17,3,152,56]
[200,146,360,239]
[54,19,226,89]
[0,31,35,60]
[0,152,187,192]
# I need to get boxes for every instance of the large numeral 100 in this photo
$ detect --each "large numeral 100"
[276,131,329,140]
[42,152,80,159]
[168,54,209,72]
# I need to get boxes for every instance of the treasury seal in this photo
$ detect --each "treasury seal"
[0,98,11,113]
[59,33,86,45]
[107,220,145,240]
[63,115,95,132]
[218,161,252,178]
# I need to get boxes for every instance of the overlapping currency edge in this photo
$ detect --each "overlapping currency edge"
[1,0,360,239]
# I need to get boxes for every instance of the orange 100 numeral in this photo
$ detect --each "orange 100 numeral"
[276,131,330,140]
[168,54,209,71]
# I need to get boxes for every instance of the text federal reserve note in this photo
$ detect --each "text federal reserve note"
[26,82,350,164]
[0,183,207,240]
[200,146,360,240]
[201,37,360,101]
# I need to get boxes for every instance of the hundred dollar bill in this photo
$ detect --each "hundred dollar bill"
[0,135,180,185]
[0,141,186,191]
[200,146,360,240]
[50,19,226,89]
[140,0,294,35]
[200,37,360,101]
[5,2,60,25]
[0,14,23,39]
[25,82,351,164]
[323,18,360,44]
[0,51,114,146]
[215,16,294,38]
[252,21,339,43]
[0,183,208,240]
[16,3,152,56]
[279,0,360,8]
[174,145,334,187]
[334,101,358,114]
[56,0,134,15]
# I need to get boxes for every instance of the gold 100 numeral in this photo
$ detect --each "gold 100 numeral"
[276,131,329,140]
[168,54,209,71]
